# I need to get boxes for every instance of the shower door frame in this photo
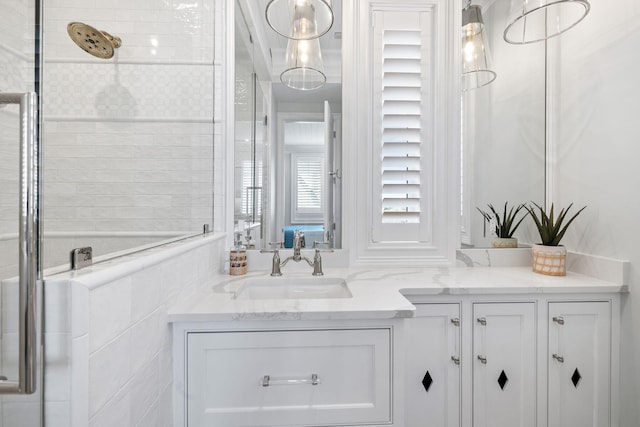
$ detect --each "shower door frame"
[0,0,43,423]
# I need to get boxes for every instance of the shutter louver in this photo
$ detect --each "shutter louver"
[381,29,423,225]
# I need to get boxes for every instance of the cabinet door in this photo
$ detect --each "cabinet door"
[473,303,536,427]
[548,302,611,427]
[405,304,460,427]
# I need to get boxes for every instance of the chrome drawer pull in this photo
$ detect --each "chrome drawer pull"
[450,318,460,327]
[477,317,487,326]
[552,354,564,363]
[451,356,460,365]
[477,355,487,364]
[553,316,565,325]
[262,374,320,387]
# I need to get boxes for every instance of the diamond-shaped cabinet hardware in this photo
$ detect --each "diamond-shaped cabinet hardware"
[571,368,582,388]
[422,371,433,392]
[497,370,509,390]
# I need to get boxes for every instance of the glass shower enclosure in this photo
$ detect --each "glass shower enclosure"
[0,0,216,425]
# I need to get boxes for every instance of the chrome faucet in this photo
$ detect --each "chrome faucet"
[281,231,316,272]
[261,231,332,276]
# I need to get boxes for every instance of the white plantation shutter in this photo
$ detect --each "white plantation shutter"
[372,10,433,242]
[292,153,324,222]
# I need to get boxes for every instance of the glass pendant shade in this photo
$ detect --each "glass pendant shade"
[280,38,326,90]
[462,5,496,91]
[266,0,334,40]
[503,0,590,44]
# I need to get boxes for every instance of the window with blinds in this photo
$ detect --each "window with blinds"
[292,153,324,222]
[371,10,433,242]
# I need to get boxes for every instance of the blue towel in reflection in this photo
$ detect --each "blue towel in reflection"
[283,225,325,248]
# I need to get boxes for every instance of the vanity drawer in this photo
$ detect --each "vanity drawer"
[186,328,391,427]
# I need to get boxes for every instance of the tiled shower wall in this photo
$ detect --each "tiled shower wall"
[43,233,227,427]
[42,0,219,267]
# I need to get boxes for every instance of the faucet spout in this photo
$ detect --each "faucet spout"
[292,230,306,261]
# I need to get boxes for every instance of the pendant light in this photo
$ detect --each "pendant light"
[503,0,590,44]
[266,0,334,40]
[462,4,496,91]
[280,37,326,90]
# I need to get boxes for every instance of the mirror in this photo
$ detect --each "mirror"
[234,0,342,250]
[461,0,546,248]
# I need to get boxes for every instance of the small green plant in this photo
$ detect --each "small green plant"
[476,202,527,238]
[525,202,586,246]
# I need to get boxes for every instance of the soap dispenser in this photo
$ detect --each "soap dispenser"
[229,232,247,275]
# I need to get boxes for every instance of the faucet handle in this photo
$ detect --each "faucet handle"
[261,241,283,251]
[313,241,334,252]
[260,243,283,276]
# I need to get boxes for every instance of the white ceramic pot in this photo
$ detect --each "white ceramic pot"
[491,237,518,248]
[531,244,567,276]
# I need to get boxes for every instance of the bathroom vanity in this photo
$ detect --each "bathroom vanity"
[170,267,625,427]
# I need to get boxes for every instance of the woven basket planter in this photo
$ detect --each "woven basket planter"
[532,244,566,276]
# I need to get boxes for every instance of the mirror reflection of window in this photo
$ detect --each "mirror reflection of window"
[284,120,325,225]
[292,155,324,221]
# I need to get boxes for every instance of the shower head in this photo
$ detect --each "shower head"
[67,22,122,59]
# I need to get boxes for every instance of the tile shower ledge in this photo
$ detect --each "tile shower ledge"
[168,266,628,322]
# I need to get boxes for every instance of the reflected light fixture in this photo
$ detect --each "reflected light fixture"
[503,0,590,44]
[280,37,326,90]
[266,0,334,40]
[462,4,496,91]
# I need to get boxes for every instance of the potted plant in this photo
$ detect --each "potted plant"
[525,202,586,276]
[476,202,527,248]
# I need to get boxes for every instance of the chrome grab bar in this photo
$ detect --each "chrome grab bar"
[0,92,39,394]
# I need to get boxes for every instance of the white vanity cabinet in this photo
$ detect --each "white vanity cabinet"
[547,301,611,427]
[174,321,401,427]
[404,296,619,427]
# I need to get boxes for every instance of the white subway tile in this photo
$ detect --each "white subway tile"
[131,268,162,324]
[134,401,159,427]
[89,277,132,352]
[1,280,18,333]
[2,402,41,426]
[71,334,89,427]
[44,281,70,333]
[130,309,161,373]
[44,332,71,402]
[88,388,130,427]
[44,401,71,427]
[88,330,131,417]
[129,355,159,426]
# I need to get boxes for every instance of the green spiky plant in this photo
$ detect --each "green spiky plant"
[476,202,527,238]
[524,202,586,246]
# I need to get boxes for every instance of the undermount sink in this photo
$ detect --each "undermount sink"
[234,277,352,300]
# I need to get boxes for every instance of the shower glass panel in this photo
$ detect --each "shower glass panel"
[0,0,42,425]
[41,1,215,270]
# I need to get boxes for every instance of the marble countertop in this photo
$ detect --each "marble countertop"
[168,266,628,322]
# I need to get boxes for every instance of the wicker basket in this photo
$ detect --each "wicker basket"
[229,249,247,275]
[532,244,566,276]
